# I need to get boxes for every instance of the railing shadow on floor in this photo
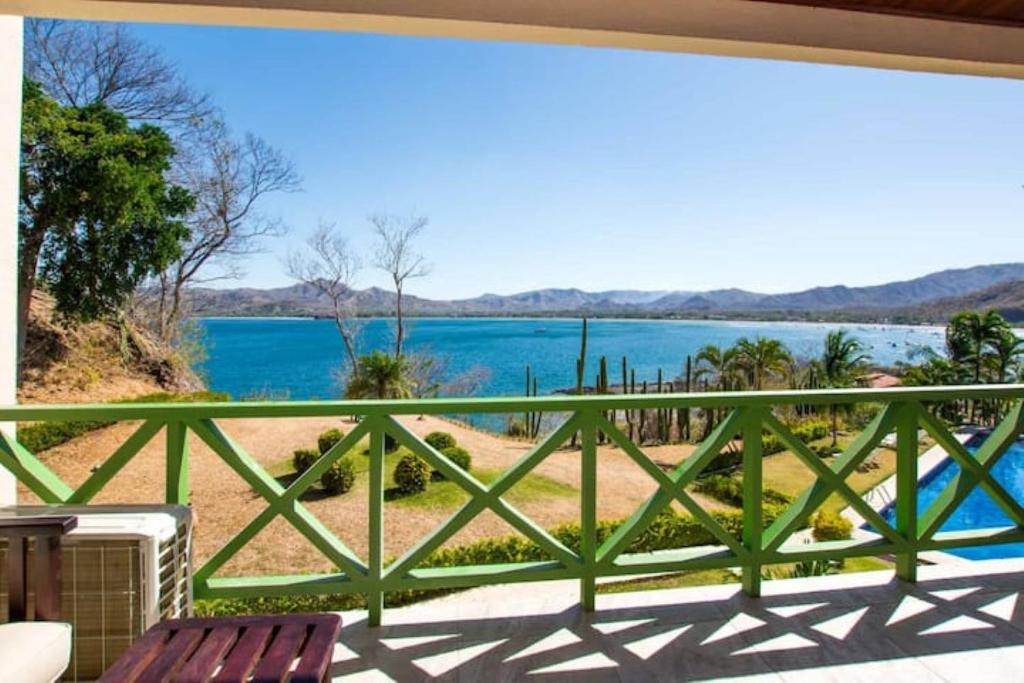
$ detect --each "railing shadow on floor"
[329,564,1024,681]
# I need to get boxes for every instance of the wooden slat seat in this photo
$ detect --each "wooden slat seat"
[98,614,342,683]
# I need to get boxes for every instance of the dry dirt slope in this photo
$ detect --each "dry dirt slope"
[17,292,203,404]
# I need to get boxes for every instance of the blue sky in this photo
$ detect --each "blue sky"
[126,22,1024,299]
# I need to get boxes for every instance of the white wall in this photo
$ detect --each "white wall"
[0,14,21,504]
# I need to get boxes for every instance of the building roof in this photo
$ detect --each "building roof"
[13,0,1024,79]
[752,1,1024,29]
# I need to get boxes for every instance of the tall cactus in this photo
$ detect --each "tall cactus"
[629,367,637,441]
[597,356,609,443]
[524,365,531,433]
[639,380,648,444]
[532,376,541,438]
[621,356,630,439]
[681,355,692,441]
[571,317,588,448]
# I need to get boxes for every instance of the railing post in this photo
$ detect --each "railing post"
[895,403,918,582]
[165,421,189,504]
[580,411,597,611]
[367,419,385,626]
[741,408,763,597]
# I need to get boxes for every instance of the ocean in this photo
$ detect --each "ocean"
[196,317,946,401]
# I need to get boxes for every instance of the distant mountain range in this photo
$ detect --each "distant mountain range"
[904,279,1024,323]
[189,263,1024,323]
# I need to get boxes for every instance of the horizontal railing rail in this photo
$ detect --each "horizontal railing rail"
[1,384,1023,420]
[0,384,1022,626]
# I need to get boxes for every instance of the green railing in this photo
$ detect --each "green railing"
[1,385,1023,626]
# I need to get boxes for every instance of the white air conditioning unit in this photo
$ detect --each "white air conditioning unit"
[0,505,193,682]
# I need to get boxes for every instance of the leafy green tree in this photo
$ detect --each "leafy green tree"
[946,311,1011,384]
[947,310,1013,422]
[815,330,871,446]
[694,344,737,391]
[19,80,191,353]
[732,337,793,390]
[987,329,1024,383]
[344,351,413,400]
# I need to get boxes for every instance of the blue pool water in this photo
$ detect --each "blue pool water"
[879,438,1024,560]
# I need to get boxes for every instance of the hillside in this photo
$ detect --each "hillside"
[905,279,1024,323]
[187,262,1024,321]
[18,292,204,404]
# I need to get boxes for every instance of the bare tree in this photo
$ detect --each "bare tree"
[286,222,363,374]
[407,351,491,398]
[370,214,431,357]
[151,117,300,341]
[25,18,211,123]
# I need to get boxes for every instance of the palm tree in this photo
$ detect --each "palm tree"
[732,337,792,391]
[947,310,1012,423]
[947,310,1010,384]
[694,344,737,391]
[987,329,1024,383]
[817,330,870,446]
[344,351,413,400]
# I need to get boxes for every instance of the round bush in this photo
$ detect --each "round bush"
[432,446,472,480]
[292,448,319,474]
[812,509,853,542]
[321,457,356,495]
[318,428,345,455]
[505,418,528,438]
[425,431,457,451]
[393,453,431,495]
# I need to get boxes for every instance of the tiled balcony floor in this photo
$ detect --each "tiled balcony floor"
[329,558,1024,681]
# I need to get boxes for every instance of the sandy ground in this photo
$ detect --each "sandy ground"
[18,415,722,577]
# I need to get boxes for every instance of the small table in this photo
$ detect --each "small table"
[0,515,78,621]
[98,613,342,683]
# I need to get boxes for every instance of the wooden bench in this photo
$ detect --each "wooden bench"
[98,613,342,683]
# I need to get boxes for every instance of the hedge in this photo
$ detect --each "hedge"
[195,505,785,617]
[693,475,791,508]
[16,391,230,453]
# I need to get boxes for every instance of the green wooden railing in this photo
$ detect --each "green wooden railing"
[1,385,1023,626]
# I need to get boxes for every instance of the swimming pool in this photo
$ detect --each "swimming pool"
[878,436,1024,560]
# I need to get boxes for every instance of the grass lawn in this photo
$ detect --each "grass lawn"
[596,555,892,595]
[761,439,897,514]
[267,441,577,510]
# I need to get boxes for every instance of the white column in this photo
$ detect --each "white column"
[0,15,22,505]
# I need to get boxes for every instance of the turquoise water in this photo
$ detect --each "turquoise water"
[196,317,942,400]
[879,438,1024,560]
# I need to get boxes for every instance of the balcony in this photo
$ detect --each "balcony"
[1,385,1023,678]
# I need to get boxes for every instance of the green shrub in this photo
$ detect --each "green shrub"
[317,428,345,455]
[811,444,841,458]
[196,504,788,617]
[792,420,830,443]
[761,433,787,456]
[812,509,853,542]
[18,420,113,453]
[694,475,790,508]
[321,457,356,495]
[432,446,472,480]
[505,418,528,438]
[292,448,319,475]
[393,454,431,495]
[424,431,457,451]
[16,391,231,453]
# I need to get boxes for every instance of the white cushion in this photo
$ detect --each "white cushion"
[0,622,72,683]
